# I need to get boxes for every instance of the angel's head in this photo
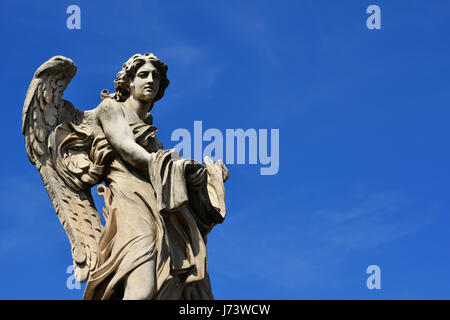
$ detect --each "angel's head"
[113,53,169,105]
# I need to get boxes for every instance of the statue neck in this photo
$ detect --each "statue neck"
[123,96,153,120]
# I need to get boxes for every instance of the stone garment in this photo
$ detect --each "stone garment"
[83,122,221,300]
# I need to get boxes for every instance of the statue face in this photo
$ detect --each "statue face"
[130,61,161,102]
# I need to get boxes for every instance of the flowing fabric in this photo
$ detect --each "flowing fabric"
[83,122,221,300]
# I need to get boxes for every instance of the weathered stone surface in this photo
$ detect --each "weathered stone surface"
[22,54,228,300]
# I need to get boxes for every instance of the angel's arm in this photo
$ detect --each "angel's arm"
[97,100,151,171]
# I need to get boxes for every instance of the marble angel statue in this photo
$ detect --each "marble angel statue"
[21,53,229,300]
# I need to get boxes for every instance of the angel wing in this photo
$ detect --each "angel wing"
[22,56,111,283]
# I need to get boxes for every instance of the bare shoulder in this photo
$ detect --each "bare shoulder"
[95,98,125,121]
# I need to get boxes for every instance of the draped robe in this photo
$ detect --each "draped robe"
[82,121,225,300]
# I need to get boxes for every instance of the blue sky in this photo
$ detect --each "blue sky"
[0,0,449,299]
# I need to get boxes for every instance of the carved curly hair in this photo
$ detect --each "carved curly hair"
[101,53,169,104]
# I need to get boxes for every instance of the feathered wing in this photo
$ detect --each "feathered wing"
[22,56,106,283]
